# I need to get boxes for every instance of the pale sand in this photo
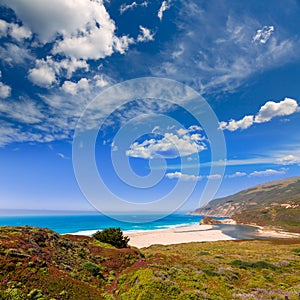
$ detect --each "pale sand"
[126,225,236,248]
[256,228,300,239]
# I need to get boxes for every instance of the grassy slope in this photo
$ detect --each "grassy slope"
[1,226,300,299]
[233,207,300,233]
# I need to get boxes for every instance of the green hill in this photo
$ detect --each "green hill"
[0,226,300,299]
[192,176,300,232]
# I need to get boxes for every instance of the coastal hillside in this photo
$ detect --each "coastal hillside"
[192,176,300,232]
[1,226,300,299]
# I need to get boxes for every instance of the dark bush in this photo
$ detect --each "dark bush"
[83,261,101,276]
[230,259,276,270]
[292,248,300,255]
[92,227,130,248]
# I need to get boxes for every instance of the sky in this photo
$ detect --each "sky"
[0,0,300,215]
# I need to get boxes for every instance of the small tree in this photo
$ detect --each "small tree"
[92,227,130,248]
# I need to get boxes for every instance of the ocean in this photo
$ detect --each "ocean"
[0,212,262,240]
[0,213,201,235]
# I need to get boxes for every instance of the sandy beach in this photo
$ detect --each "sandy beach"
[126,224,236,248]
[126,223,300,248]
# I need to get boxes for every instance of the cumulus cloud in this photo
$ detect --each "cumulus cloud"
[0,19,32,41]
[114,35,135,54]
[254,98,298,123]
[253,26,274,44]
[93,74,109,88]
[158,0,172,21]
[249,168,286,177]
[28,56,89,88]
[220,98,299,131]
[120,1,148,14]
[137,26,155,42]
[126,126,206,159]
[61,78,89,95]
[9,23,32,41]
[0,43,33,66]
[28,65,57,88]
[0,78,11,99]
[276,155,300,165]
[219,115,254,131]
[0,19,8,37]
[3,0,133,60]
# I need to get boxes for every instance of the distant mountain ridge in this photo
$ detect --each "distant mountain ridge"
[192,177,300,232]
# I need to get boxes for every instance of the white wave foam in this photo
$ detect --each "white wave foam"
[64,229,99,236]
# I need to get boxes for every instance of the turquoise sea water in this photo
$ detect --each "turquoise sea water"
[0,213,200,234]
[0,213,261,239]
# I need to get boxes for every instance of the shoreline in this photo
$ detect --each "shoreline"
[126,221,300,248]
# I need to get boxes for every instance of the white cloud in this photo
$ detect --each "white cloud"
[220,98,299,131]
[61,78,89,95]
[227,171,247,178]
[0,98,44,124]
[114,35,135,54]
[9,23,32,41]
[276,155,300,165]
[206,174,222,180]
[153,6,299,94]
[219,115,254,131]
[0,43,33,66]
[249,168,286,177]
[152,126,160,134]
[253,26,274,44]
[0,82,11,98]
[28,56,89,88]
[172,44,185,59]
[3,0,133,60]
[0,19,9,37]
[57,152,69,159]
[137,26,155,42]
[165,171,202,181]
[126,127,207,159]
[158,0,172,21]
[120,1,148,14]
[0,19,32,41]
[188,125,203,132]
[165,172,221,181]
[28,65,57,88]
[254,98,298,123]
[93,74,109,88]
[54,57,89,79]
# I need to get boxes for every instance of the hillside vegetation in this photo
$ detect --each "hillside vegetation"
[192,177,300,232]
[0,226,300,299]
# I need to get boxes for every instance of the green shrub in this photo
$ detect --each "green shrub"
[92,228,129,248]
[202,269,220,276]
[230,260,276,270]
[82,261,101,276]
[292,248,300,255]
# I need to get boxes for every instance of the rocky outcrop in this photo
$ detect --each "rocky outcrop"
[200,217,222,225]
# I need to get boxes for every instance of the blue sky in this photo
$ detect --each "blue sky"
[0,0,300,214]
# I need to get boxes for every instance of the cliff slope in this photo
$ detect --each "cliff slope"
[192,177,300,232]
